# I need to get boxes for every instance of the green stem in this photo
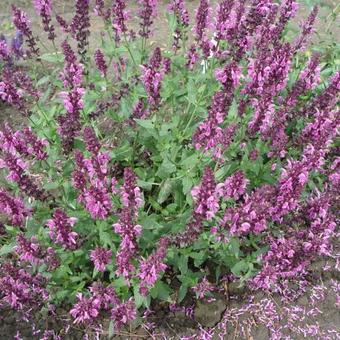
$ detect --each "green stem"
[123,34,137,67]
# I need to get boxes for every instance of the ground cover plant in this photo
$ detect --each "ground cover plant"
[0,0,339,338]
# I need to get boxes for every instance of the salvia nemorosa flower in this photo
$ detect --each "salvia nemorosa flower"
[83,126,101,154]
[94,0,111,20]
[56,14,70,33]
[113,168,142,281]
[168,0,189,50]
[214,0,236,48]
[60,40,84,89]
[138,0,157,39]
[216,171,249,200]
[73,143,113,220]
[176,167,219,246]
[46,209,78,249]
[70,293,100,324]
[70,0,91,62]
[34,0,55,41]
[301,71,339,118]
[0,124,48,160]
[57,41,84,152]
[11,30,24,58]
[94,49,108,77]
[192,277,214,298]
[120,167,143,213]
[89,282,118,310]
[193,62,239,157]
[138,236,169,295]
[15,234,43,265]
[0,38,10,62]
[140,47,169,107]
[112,0,129,42]
[0,153,46,200]
[269,159,309,222]
[0,69,25,110]
[0,263,48,311]
[263,54,321,158]
[13,70,39,100]
[186,45,199,69]
[222,185,274,236]
[294,5,318,52]
[114,208,142,280]
[110,298,136,330]
[0,189,31,226]
[12,5,39,56]
[194,0,212,50]
[273,0,299,42]
[90,247,112,272]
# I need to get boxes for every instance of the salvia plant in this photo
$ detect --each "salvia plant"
[0,0,339,337]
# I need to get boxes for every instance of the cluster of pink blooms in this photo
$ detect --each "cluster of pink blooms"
[113,168,143,281]
[0,124,47,201]
[11,6,39,57]
[193,62,240,158]
[90,247,112,272]
[0,263,48,312]
[33,0,55,41]
[138,0,158,39]
[94,0,111,20]
[168,0,189,50]
[0,189,31,226]
[194,0,213,57]
[0,68,25,110]
[0,124,47,160]
[216,170,249,200]
[192,277,215,298]
[140,47,170,107]
[70,0,91,61]
[0,31,24,63]
[176,167,219,246]
[58,41,85,152]
[70,282,135,330]
[112,0,130,42]
[72,128,113,219]
[138,236,169,295]
[46,209,78,250]
[94,49,108,77]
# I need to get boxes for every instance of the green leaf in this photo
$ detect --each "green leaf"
[178,284,188,303]
[0,243,14,256]
[137,179,154,191]
[150,281,171,301]
[156,158,177,179]
[43,182,59,190]
[178,255,188,274]
[231,260,248,277]
[135,119,155,129]
[182,177,193,195]
[40,52,64,63]
[134,285,149,308]
[108,320,114,339]
[157,179,173,204]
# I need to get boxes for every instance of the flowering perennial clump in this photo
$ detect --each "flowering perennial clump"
[0,0,339,338]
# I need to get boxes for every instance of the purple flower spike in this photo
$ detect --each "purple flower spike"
[46,209,78,250]
[12,6,39,57]
[94,49,108,77]
[70,293,100,324]
[110,298,136,330]
[90,247,112,272]
[138,0,158,39]
[34,0,55,41]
